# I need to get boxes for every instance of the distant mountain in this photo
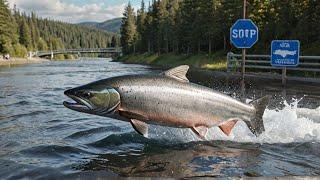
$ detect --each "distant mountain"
[78,21,99,27]
[78,18,122,33]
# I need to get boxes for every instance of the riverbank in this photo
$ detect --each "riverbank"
[0,57,48,67]
[116,52,227,71]
[116,52,320,80]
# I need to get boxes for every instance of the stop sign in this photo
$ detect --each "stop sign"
[230,19,259,48]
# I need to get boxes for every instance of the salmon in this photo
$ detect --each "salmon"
[64,65,270,139]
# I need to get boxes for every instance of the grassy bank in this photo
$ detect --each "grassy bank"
[117,52,227,71]
[117,52,320,78]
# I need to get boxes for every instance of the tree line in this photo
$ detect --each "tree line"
[0,0,120,58]
[120,0,320,55]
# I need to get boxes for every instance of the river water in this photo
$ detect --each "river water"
[0,59,320,178]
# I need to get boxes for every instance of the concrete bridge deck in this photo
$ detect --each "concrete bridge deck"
[32,48,122,59]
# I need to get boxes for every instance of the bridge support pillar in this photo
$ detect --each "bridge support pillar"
[28,51,32,59]
[50,51,54,60]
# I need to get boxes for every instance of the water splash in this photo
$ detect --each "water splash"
[149,99,320,144]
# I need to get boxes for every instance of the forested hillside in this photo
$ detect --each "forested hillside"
[78,22,99,27]
[0,0,120,57]
[120,0,320,55]
[95,18,122,33]
[79,18,122,33]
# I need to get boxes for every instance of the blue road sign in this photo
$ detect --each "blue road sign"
[230,19,259,48]
[271,40,300,67]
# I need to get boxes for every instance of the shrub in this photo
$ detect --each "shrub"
[13,44,28,58]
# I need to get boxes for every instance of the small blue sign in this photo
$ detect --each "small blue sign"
[271,40,300,67]
[230,19,259,48]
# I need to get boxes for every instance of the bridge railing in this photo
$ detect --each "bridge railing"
[227,52,320,74]
[35,47,122,56]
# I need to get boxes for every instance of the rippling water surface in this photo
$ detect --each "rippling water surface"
[0,59,320,178]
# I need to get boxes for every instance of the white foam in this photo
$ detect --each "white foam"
[149,100,320,144]
[297,106,320,123]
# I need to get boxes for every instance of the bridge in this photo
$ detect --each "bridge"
[31,47,122,59]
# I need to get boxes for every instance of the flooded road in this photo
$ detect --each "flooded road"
[0,59,319,178]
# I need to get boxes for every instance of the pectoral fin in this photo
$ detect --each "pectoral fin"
[219,120,238,136]
[191,126,208,140]
[118,110,149,137]
[119,110,148,121]
[131,119,149,137]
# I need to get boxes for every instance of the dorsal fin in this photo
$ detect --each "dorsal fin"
[162,65,189,82]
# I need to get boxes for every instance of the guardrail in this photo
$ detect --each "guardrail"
[227,52,320,85]
[227,52,320,74]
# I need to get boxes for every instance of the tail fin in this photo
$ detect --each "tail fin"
[245,96,270,136]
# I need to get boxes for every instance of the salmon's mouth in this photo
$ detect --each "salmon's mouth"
[63,95,93,112]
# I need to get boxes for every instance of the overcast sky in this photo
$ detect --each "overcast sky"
[7,0,151,23]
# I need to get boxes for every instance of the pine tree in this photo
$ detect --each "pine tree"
[167,0,180,53]
[29,12,40,50]
[144,3,155,53]
[120,3,137,54]
[111,36,118,47]
[194,0,218,54]
[19,17,32,50]
[0,0,19,54]
[37,38,48,50]
[217,0,242,51]
[158,0,170,53]
[178,0,198,54]
[149,0,160,53]
[137,0,147,52]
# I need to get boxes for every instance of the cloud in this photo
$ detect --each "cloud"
[7,0,126,23]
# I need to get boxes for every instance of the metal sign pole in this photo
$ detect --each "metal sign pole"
[242,49,246,86]
[282,67,287,87]
[241,0,247,92]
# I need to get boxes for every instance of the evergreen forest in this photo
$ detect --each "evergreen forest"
[120,0,320,55]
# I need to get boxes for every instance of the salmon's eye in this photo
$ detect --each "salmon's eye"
[82,92,92,98]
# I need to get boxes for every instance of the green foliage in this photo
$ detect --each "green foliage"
[37,38,48,51]
[13,43,28,57]
[120,3,138,54]
[0,0,19,53]
[19,18,32,50]
[120,0,320,56]
[111,36,119,47]
[54,54,65,60]
[136,0,147,52]
[0,39,14,54]
[50,37,65,50]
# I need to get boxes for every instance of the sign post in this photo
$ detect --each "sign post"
[271,40,300,86]
[242,0,246,89]
[230,8,259,92]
